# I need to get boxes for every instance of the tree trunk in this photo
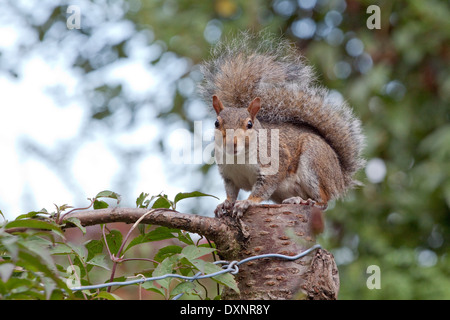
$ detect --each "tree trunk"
[215,204,339,300]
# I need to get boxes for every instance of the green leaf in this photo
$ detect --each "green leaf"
[189,258,207,273]
[153,255,178,290]
[93,200,109,210]
[176,231,195,245]
[203,262,240,294]
[181,245,216,261]
[1,235,19,260]
[42,276,58,300]
[123,234,146,253]
[199,242,216,249]
[105,229,123,255]
[154,245,183,262]
[174,191,219,205]
[95,190,122,204]
[64,265,81,290]
[152,195,172,209]
[17,249,73,297]
[124,226,177,253]
[56,204,73,212]
[65,242,88,262]
[50,243,73,255]
[0,263,15,282]
[21,239,56,272]
[87,254,110,270]
[64,217,86,234]
[15,210,49,220]
[138,223,146,236]
[146,226,179,241]
[141,281,165,297]
[95,190,121,207]
[5,219,64,237]
[94,291,122,300]
[171,281,196,297]
[85,239,103,261]
[136,192,150,208]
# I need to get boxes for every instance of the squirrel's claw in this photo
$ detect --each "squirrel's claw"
[214,199,234,218]
[282,196,316,206]
[232,199,255,218]
[215,199,256,219]
[282,197,328,210]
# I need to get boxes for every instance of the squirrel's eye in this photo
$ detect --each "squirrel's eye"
[247,120,253,129]
[215,119,220,128]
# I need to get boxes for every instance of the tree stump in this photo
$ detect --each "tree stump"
[216,204,340,300]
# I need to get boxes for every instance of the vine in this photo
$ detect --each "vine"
[0,190,239,300]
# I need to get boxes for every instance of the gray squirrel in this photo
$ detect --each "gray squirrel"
[198,32,365,217]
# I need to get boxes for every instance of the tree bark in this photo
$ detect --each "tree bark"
[216,204,339,300]
[64,204,339,300]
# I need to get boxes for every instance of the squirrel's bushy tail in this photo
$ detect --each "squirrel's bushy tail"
[199,32,365,188]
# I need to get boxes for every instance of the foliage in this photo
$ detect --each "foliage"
[0,191,236,300]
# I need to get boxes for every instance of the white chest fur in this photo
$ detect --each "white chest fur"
[219,162,259,191]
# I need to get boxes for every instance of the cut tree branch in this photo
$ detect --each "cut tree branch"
[63,207,244,257]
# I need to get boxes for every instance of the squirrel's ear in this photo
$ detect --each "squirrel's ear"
[247,97,261,119]
[212,95,225,115]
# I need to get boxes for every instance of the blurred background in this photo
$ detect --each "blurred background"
[0,0,448,299]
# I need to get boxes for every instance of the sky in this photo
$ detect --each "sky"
[0,52,180,220]
[0,1,220,220]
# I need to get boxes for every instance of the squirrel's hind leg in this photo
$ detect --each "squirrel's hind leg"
[282,197,328,210]
[282,196,315,205]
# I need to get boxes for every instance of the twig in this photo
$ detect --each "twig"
[106,210,154,292]
[58,199,95,224]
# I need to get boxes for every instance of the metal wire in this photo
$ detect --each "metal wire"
[69,244,322,293]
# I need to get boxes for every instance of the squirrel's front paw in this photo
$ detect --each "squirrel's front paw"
[214,199,234,218]
[232,200,255,218]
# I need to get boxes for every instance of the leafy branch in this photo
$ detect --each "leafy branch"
[0,190,241,300]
